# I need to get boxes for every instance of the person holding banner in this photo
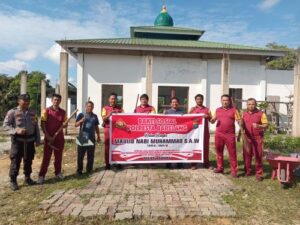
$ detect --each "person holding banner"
[164,97,184,169]
[211,94,240,178]
[37,94,67,184]
[164,97,184,115]
[241,98,268,181]
[134,94,156,113]
[75,101,101,175]
[189,94,212,169]
[102,93,123,169]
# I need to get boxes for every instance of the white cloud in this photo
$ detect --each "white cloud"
[0,60,28,73]
[46,73,52,80]
[0,0,154,72]
[258,0,280,11]
[44,44,77,68]
[44,44,61,64]
[14,48,39,61]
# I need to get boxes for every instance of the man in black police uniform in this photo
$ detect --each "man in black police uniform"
[3,94,41,191]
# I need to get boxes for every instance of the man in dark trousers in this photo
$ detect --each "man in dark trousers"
[75,101,100,175]
[3,94,41,191]
[164,97,184,168]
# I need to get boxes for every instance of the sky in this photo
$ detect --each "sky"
[0,0,299,86]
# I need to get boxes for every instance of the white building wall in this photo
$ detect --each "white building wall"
[207,59,221,112]
[82,54,146,119]
[152,56,205,110]
[266,70,293,114]
[152,56,203,84]
[76,52,293,125]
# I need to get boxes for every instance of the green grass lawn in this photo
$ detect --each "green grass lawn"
[0,142,299,225]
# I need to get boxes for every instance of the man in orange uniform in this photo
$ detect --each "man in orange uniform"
[101,93,123,169]
[134,94,156,114]
[211,94,240,178]
[189,94,212,169]
[241,98,268,181]
[37,94,67,184]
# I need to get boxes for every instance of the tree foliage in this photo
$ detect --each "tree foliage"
[266,42,297,70]
[0,71,53,120]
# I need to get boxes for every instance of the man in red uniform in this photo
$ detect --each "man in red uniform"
[189,94,212,169]
[241,98,268,181]
[134,94,156,113]
[102,93,123,169]
[211,94,240,177]
[37,94,67,184]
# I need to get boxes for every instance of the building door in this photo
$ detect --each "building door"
[157,86,189,113]
[101,85,123,108]
[229,88,243,110]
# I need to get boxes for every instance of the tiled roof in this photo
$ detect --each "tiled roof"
[57,38,280,52]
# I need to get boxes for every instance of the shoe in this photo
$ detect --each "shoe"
[203,164,211,169]
[24,177,36,185]
[116,164,122,170]
[10,181,19,191]
[77,171,83,176]
[213,168,224,174]
[105,164,111,170]
[56,173,64,180]
[256,176,263,182]
[177,163,183,169]
[37,176,45,185]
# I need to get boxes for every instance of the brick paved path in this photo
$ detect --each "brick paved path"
[40,167,236,220]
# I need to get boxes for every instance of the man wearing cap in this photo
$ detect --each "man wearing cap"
[134,94,156,114]
[3,94,41,191]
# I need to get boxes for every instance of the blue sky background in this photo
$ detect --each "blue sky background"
[0,0,299,86]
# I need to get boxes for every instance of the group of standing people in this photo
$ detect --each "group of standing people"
[3,92,268,191]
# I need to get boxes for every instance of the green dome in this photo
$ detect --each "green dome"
[154,6,174,27]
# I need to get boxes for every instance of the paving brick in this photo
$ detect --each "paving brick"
[115,211,133,220]
[40,167,236,220]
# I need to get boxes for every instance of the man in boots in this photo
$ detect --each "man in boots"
[3,94,41,191]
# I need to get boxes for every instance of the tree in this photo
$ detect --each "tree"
[27,71,53,115]
[0,74,14,120]
[266,43,297,70]
[0,71,53,120]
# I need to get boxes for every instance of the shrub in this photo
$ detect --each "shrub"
[264,135,300,154]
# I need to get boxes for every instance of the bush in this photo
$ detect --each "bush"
[264,135,300,153]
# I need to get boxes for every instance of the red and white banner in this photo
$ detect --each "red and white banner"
[110,114,205,164]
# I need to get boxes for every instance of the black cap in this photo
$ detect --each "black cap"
[18,93,30,101]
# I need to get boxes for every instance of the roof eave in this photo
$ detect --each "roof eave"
[56,40,286,57]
